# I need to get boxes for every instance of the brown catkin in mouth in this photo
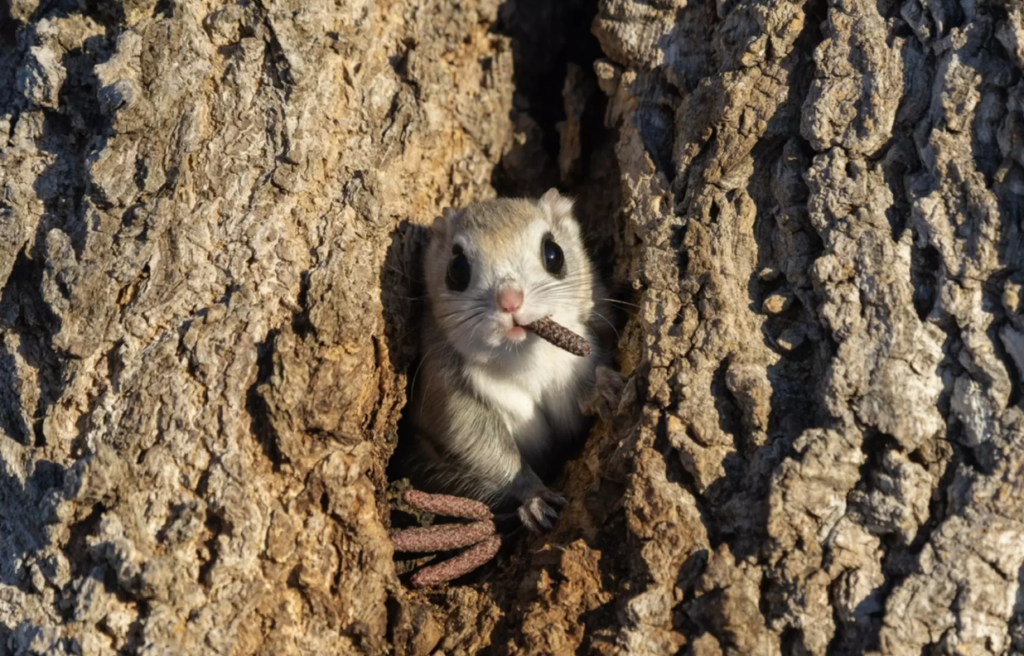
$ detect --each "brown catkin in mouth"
[410,535,502,588]
[403,489,493,520]
[390,520,495,553]
[525,317,592,357]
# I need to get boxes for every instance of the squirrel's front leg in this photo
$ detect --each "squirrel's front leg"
[579,365,625,421]
[507,465,565,532]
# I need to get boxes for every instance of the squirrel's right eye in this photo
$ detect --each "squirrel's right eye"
[446,245,471,292]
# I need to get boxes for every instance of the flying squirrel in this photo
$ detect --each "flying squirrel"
[398,189,622,531]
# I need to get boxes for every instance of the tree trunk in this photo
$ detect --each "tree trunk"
[1,0,1022,654]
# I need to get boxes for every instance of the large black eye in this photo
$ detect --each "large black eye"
[542,234,564,276]
[446,244,471,291]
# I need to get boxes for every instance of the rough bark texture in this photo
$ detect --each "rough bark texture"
[0,0,1022,654]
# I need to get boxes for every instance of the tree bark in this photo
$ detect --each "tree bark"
[1,0,1022,655]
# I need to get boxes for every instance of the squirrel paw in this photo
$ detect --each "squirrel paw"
[580,366,625,421]
[517,489,566,533]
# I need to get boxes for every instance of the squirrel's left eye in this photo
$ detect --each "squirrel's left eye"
[542,234,564,276]
[446,244,472,292]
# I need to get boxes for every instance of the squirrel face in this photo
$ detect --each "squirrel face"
[424,190,595,364]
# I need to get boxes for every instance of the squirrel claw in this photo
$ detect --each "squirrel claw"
[517,489,565,533]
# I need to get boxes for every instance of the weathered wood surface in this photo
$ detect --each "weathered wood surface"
[1,0,1022,654]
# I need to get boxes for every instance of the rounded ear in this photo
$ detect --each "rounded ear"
[432,207,459,238]
[538,188,575,224]
[431,214,447,238]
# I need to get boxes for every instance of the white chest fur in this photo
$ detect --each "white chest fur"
[465,338,590,461]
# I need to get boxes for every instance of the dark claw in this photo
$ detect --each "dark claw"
[518,492,563,533]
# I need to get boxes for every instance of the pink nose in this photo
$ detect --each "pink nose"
[497,286,523,313]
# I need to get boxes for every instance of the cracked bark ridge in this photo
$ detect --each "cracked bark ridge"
[1,1,514,654]
[577,0,1024,653]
